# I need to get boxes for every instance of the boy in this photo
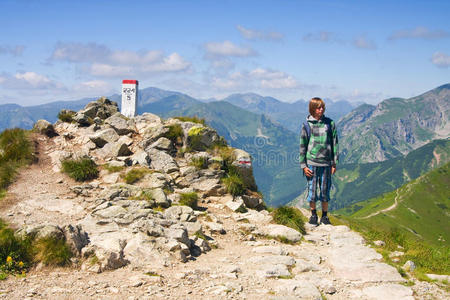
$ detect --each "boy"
[299,97,338,225]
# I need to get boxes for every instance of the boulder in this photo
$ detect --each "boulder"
[63,225,89,256]
[130,150,151,167]
[105,113,135,135]
[147,149,178,173]
[260,224,302,243]
[186,125,221,151]
[89,128,120,147]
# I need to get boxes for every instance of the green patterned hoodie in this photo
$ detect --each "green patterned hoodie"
[299,115,339,169]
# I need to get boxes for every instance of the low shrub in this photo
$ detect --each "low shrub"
[33,237,72,266]
[272,206,306,234]
[222,173,245,197]
[174,116,206,126]
[0,220,32,276]
[57,111,75,123]
[61,157,99,181]
[164,124,184,145]
[122,168,149,184]
[179,192,198,209]
[0,128,34,163]
[0,129,34,194]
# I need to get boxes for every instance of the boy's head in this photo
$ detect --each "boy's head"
[309,97,325,119]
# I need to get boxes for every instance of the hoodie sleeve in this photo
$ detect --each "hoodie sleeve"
[331,120,339,166]
[299,123,308,169]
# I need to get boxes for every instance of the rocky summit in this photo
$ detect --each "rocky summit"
[0,98,446,299]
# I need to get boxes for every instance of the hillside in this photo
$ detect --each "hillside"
[330,139,450,210]
[337,161,450,248]
[1,98,440,299]
[339,83,450,163]
[223,93,355,133]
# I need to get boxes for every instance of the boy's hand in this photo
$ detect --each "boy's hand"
[331,165,336,175]
[303,167,313,177]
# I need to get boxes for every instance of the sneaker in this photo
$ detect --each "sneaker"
[308,214,318,225]
[320,215,331,225]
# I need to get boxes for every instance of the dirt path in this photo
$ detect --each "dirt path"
[0,135,446,299]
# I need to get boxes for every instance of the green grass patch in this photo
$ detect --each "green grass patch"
[272,206,306,234]
[33,237,72,266]
[194,231,207,240]
[179,192,198,209]
[222,173,245,197]
[61,157,99,181]
[164,124,184,145]
[0,129,34,192]
[174,116,206,125]
[190,156,208,169]
[103,164,125,173]
[122,168,150,184]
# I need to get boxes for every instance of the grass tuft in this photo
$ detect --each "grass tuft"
[61,157,99,181]
[222,173,245,197]
[0,129,34,195]
[179,192,198,209]
[122,168,150,184]
[174,116,206,125]
[190,156,208,170]
[33,237,72,266]
[272,206,306,234]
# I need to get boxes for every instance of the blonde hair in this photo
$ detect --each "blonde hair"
[309,97,325,116]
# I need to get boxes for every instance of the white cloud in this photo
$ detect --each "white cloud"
[236,25,283,41]
[431,52,450,68]
[144,53,191,72]
[204,40,257,58]
[249,68,300,89]
[389,26,449,41]
[0,71,64,90]
[0,45,25,56]
[353,35,377,50]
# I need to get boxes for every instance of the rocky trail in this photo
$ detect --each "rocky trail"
[0,98,447,299]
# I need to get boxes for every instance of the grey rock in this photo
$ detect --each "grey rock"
[403,260,416,272]
[260,224,302,243]
[105,114,134,135]
[252,246,287,256]
[165,227,190,246]
[89,128,119,147]
[358,284,414,300]
[163,206,195,222]
[63,225,89,256]
[93,205,127,219]
[273,279,321,299]
[152,188,170,208]
[256,264,291,278]
[149,137,173,151]
[225,197,246,212]
[130,150,151,167]
[147,149,178,173]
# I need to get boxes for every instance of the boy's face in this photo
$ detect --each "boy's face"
[313,105,325,119]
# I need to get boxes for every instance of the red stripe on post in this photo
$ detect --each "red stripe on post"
[122,80,138,84]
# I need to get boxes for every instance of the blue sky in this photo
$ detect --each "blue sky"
[0,0,449,106]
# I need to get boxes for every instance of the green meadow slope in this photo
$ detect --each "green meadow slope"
[331,139,450,211]
[337,161,450,247]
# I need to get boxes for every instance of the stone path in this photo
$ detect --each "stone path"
[0,136,448,299]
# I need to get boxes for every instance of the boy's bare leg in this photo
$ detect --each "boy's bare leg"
[310,201,316,210]
[322,202,328,212]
